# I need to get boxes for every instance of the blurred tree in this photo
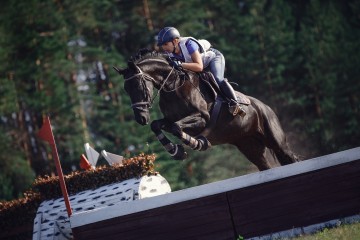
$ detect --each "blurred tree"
[0,130,35,200]
[1,0,359,200]
[294,0,360,155]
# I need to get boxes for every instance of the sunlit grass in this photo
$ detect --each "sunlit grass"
[284,222,360,240]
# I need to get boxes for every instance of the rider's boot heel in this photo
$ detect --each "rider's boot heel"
[219,80,246,117]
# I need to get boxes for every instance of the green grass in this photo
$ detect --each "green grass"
[285,221,360,240]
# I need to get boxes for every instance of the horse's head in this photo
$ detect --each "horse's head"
[114,61,154,125]
[114,49,180,125]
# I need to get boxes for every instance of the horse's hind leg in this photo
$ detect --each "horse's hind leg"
[263,116,299,165]
[271,143,299,165]
[236,138,272,171]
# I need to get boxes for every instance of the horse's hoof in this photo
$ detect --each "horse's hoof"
[171,144,187,160]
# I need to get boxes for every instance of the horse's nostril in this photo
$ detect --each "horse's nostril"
[135,114,149,126]
[142,116,149,125]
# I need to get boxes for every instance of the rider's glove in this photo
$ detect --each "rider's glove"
[169,59,182,70]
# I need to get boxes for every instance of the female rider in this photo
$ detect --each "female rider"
[157,26,246,117]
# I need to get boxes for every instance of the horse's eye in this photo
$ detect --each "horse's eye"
[124,82,130,93]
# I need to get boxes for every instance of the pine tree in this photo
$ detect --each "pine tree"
[295,0,360,154]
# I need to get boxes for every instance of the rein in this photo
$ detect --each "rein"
[150,67,175,105]
[124,62,176,109]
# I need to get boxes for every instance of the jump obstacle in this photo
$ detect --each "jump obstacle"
[70,147,360,240]
[31,147,360,240]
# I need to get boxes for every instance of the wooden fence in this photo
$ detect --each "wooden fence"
[71,147,360,240]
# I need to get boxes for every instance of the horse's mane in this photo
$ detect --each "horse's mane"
[130,48,169,64]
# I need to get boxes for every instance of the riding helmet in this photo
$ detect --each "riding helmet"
[157,27,180,46]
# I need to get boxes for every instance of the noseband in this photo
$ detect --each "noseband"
[124,63,175,111]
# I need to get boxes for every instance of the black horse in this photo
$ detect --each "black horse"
[114,50,298,171]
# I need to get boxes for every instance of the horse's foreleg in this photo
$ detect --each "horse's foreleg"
[172,124,210,151]
[171,115,211,152]
[150,119,187,160]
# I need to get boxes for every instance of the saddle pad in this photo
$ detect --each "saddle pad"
[236,92,251,105]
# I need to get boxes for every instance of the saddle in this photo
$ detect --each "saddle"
[197,72,250,105]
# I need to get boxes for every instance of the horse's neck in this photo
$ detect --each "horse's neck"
[139,58,169,66]
[141,61,178,89]
[138,58,199,91]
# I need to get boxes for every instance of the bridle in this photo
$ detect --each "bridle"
[124,60,175,111]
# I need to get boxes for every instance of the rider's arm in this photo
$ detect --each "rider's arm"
[181,50,203,72]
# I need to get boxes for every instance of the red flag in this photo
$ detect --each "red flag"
[37,116,55,145]
[80,154,92,170]
[37,115,73,217]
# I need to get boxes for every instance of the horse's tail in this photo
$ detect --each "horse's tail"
[259,100,299,165]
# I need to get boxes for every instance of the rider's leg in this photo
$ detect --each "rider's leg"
[208,48,246,117]
[219,79,246,117]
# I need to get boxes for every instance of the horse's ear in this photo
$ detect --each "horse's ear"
[113,66,126,75]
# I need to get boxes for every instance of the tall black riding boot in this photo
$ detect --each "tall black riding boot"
[219,80,246,117]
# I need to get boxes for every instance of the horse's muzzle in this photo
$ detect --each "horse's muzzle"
[133,109,150,125]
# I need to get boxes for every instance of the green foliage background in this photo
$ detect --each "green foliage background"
[0,0,359,201]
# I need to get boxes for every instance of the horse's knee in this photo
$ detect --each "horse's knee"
[150,120,162,133]
[171,123,182,138]
[194,119,206,129]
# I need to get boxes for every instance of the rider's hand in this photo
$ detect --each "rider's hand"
[169,59,182,70]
